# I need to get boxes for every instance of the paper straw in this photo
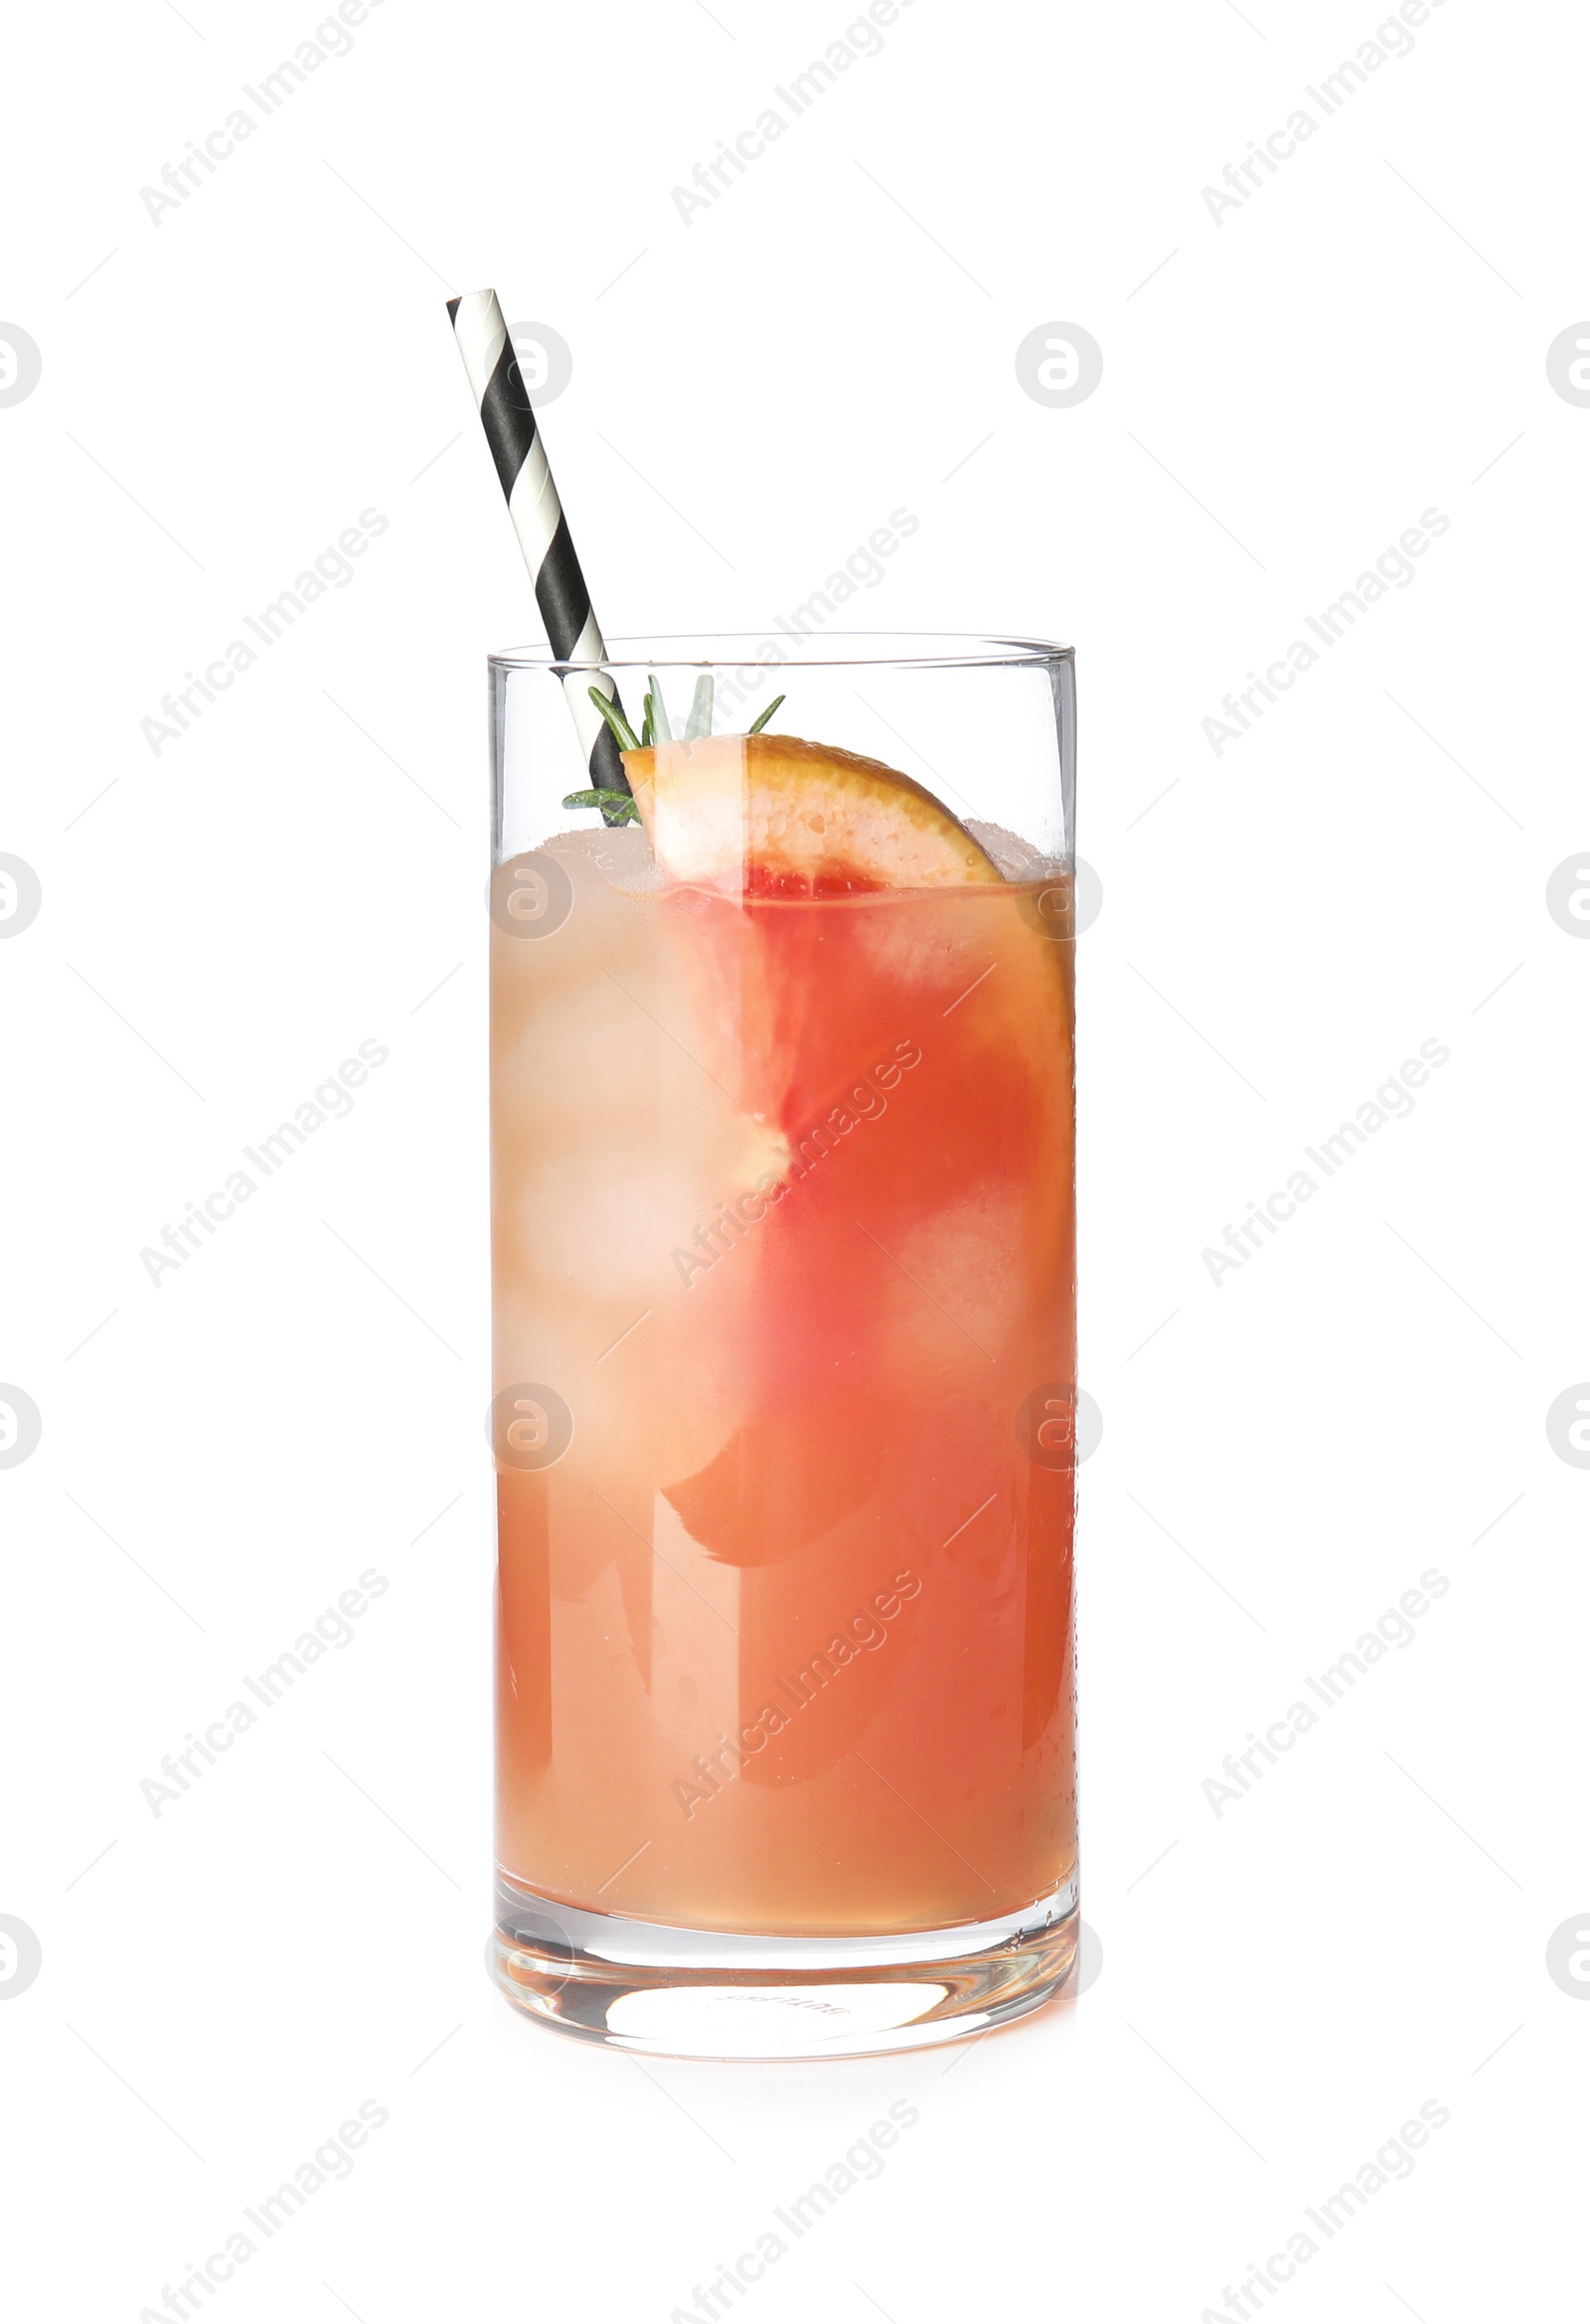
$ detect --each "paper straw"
[447,288,630,801]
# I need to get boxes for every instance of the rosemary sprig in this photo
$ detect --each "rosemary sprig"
[579,676,786,787]
[562,787,640,824]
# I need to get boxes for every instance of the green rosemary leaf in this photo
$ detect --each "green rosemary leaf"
[747,694,786,735]
[647,675,673,741]
[684,675,715,740]
[586,687,642,753]
[562,788,641,824]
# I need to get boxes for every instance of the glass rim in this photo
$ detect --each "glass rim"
[488,630,1074,673]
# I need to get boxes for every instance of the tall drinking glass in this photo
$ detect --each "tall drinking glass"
[487,635,1077,2058]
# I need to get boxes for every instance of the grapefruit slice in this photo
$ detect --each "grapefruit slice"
[628,732,1074,1582]
[622,731,1001,896]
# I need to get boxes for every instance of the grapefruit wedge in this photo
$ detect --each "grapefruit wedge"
[622,731,1001,896]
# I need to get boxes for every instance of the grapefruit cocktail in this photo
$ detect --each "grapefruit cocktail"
[488,646,1078,2053]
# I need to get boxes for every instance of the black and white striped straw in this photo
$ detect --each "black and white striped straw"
[447,287,630,801]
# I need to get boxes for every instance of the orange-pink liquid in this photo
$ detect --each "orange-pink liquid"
[492,840,1075,1935]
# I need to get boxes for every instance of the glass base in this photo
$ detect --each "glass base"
[489,1873,1079,2059]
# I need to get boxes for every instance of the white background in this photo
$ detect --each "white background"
[3,0,1586,2316]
